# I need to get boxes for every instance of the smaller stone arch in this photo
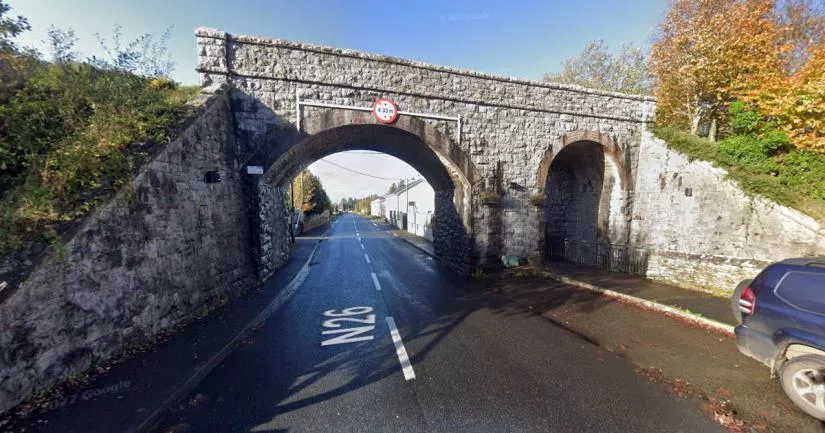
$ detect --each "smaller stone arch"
[538,130,632,268]
[536,130,627,190]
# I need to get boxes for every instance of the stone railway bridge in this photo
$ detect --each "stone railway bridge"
[195,28,657,276]
[1,28,823,414]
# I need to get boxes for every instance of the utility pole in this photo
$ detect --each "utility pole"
[405,177,410,231]
[299,170,305,229]
[289,179,295,244]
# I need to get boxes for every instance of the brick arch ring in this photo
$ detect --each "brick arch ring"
[535,130,629,191]
[266,110,477,193]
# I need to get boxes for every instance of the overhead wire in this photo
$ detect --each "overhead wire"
[316,158,406,181]
[339,150,386,155]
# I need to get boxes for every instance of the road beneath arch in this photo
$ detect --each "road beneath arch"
[154,213,722,433]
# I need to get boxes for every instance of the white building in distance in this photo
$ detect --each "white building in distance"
[370,197,385,218]
[377,179,434,240]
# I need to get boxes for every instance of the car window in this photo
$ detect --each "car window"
[775,271,825,316]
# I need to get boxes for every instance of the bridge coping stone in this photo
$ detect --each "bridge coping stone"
[195,27,656,104]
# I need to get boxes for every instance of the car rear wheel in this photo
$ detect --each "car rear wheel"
[731,279,753,324]
[780,355,825,421]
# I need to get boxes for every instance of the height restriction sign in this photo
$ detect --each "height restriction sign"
[372,98,399,124]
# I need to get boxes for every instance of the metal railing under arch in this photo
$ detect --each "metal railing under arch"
[546,237,649,276]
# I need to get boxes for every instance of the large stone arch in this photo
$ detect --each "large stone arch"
[267,111,476,202]
[538,131,634,270]
[256,110,477,275]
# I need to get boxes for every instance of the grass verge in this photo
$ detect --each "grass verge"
[651,125,825,222]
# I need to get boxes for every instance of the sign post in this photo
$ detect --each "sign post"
[372,98,399,124]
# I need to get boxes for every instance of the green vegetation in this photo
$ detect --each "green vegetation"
[529,191,546,207]
[479,190,503,205]
[471,267,487,280]
[288,169,332,216]
[543,40,652,95]
[0,2,198,255]
[651,103,825,221]
[337,195,379,214]
[549,1,825,222]
[644,1,825,221]
[651,126,720,163]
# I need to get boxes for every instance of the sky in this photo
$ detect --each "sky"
[9,0,668,202]
[311,152,421,203]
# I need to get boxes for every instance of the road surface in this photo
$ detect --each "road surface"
[155,213,723,433]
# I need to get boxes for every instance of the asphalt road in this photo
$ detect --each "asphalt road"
[154,213,724,433]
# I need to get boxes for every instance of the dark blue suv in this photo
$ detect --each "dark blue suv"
[733,257,825,420]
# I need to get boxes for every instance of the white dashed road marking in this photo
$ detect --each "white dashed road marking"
[386,317,416,381]
[364,254,371,264]
[371,272,382,291]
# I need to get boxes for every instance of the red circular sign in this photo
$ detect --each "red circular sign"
[372,98,399,124]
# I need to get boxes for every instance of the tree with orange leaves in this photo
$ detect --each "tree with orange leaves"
[777,0,825,74]
[746,1,825,152]
[650,0,785,139]
[757,41,825,152]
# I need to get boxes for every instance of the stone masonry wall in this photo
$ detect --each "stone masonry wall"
[0,88,257,413]
[631,131,825,292]
[255,181,291,279]
[502,203,545,264]
[195,28,655,266]
[432,190,472,273]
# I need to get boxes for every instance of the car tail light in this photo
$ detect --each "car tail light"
[739,286,756,316]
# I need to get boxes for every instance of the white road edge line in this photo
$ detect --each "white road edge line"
[386,317,416,380]
[134,234,323,432]
[364,254,371,264]
[371,272,382,291]
[545,273,735,335]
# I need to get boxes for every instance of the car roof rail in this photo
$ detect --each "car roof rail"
[780,257,825,268]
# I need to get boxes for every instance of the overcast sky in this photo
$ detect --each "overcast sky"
[10,0,666,201]
[308,152,422,203]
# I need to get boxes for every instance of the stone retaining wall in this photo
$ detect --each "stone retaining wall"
[255,181,291,279]
[632,131,825,292]
[0,87,257,414]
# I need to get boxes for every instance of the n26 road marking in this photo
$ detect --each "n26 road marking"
[321,306,376,346]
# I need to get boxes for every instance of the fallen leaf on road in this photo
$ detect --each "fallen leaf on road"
[188,393,208,408]
[705,398,749,433]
